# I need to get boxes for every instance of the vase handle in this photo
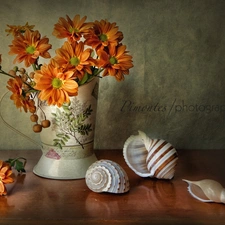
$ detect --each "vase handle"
[0,91,41,147]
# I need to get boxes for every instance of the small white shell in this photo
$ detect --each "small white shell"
[85,159,130,194]
[123,130,178,179]
[183,179,225,204]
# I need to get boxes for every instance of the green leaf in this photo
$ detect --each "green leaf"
[5,157,26,173]
[77,123,92,135]
[57,133,66,138]
[65,134,70,139]
[53,138,61,142]
[60,139,66,145]
[78,72,89,85]
[53,133,71,148]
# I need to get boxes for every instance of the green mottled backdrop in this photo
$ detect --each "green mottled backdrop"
[0,0,225,150]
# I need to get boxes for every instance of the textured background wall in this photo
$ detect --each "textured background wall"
[0,0,225,150]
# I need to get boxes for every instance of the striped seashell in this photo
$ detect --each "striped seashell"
[85,159,130,194]
[123,130,178,179]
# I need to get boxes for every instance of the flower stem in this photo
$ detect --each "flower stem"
[32,64,37,71]
[10,157,27,166]
[0,69,16,78]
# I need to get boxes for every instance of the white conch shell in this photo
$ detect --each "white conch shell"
[85,159,130,194]
[183,179,225,204]
[123,130,178,179]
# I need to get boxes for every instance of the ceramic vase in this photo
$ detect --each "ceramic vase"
[33,78,99,179]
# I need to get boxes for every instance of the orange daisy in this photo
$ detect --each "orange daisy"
[52,14,93,43]
[97,44,133,81]
[53,41,96,81]
[0,160,14,196]
[84,19,123,51]
[5,22,35,37]
[8,29,52,67]
[33,63,79,107]
[7,76,36,113]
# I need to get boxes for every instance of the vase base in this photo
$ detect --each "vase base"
[33,153,98,180]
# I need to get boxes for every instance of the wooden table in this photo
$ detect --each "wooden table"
[0,149,225,225]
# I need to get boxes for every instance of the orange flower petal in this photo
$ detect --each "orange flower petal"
[9,29,51,67]
[34,64,78,107]
[0,181,7,196]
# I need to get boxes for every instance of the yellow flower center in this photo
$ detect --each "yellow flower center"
[99,34,108,42]
[52,78,63,89]
[109,56,117,65]
[26,45,36,54]
[69,27,79,33]
[70,57,80,66]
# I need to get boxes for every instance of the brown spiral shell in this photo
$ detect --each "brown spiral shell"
[123,130,178,179]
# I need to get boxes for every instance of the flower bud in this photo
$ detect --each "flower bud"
[13,66,18,72]
[29,72,35,79]
[21,73,28,82]
[19,68,26,74]
[8,70,16,77]
[33,124,42,133]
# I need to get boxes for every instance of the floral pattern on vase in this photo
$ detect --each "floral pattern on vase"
[33,78,99,179]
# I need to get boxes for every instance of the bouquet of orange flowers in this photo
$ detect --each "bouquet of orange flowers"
[0,15,133,133]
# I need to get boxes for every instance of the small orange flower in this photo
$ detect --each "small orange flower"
[53,15,93,43]
[53,41,96,81]
[7,76,36,113]
[5,22,35,37]
[8,29,52,67]
[97,45,133,81]
[34,63,79,107]
[84,20,123,51]
[0,160,14,196]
